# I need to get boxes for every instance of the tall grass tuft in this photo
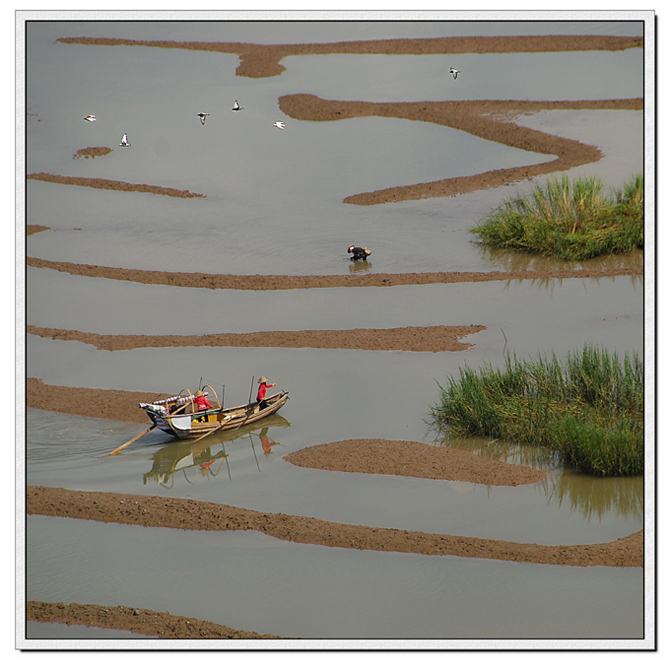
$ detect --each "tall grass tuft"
[471,174,644,260]
[430,346,644,476]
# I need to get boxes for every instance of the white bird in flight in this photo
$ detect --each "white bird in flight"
[232,100,241,111]
[449,67,460,80]
[273,121,286,129]
[119,133,130,147]
[196,112,209,125]
[84,115,96,122]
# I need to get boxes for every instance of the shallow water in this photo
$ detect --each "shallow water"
[25,516,643,641]
[25,23,643,277]
[22,18,648,646]
[26,406,642,546]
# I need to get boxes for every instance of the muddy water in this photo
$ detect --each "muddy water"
[26,516,642,640]
[23,19,646,643]
[26,23,643,277]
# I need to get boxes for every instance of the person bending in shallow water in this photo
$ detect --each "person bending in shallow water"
[348,245,371,261]
[256,376,276,410]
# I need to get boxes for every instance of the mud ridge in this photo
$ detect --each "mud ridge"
[285,439,546,487]
[27,324,485,353]
[26,486,642,567]
[27,173,205,199]
[27,601,287,639]
[27,256,642,290]
[279,95,642,204]
[56,35,642,79]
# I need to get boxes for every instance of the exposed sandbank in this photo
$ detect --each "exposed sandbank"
[56,35,642,79]
[26,256,642,290]
[27,324,485,353]
[27,486,642,568]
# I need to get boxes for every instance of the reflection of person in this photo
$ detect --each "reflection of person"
[256,376,276,410]
[195,390,213,422]
[260,426,279,454]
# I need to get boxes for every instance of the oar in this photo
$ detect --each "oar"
[189,416,233,445]
[106,425,155,456]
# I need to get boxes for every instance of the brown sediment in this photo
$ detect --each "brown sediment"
[73,146,113,159]
[49,36,643,206]
[26,601,287,639]
[27,378,159,424]
[23,33,646,644]
[26,256,643,290]
[27,324,486,353]
[279,95,643,205]
[56,35,642,79]
[26,486,643,568]
[25,380,542,489]
[285,439,545,487]
[27,173,205,199]
[27,225,49,236]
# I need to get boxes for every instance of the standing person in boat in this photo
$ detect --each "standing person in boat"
[194,389,213,422]
[256,376,276,410]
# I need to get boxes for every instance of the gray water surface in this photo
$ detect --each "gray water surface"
[22,18,648,646]
[26,516,643,641]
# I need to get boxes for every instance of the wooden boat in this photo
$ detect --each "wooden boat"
[138,384,289,441]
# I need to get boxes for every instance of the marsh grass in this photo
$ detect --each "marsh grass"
[471,174,644,260]
[430,346,643,476]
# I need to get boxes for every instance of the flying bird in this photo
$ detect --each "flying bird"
[348,245,371,261]
[232,100,241,111]
[273,121,286,129]
[119,133,130,147]
[83,115,96,122]
[196,112,209,125]
[449,67,460,80]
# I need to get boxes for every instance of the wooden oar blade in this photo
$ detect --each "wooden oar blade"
[106,425,155,456]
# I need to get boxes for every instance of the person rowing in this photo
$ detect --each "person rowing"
[256,376,276,410]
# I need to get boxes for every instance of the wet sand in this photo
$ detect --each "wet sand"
[280,95,642,205]
[26,601,286,639]
[27,486,642,569]
[26,32,645,640]
[26,255,642,290]
[73,147,113,160]
[27,173,205,199]
[284,438,545,486]
[27,324,485,353]
[56,34,642,79]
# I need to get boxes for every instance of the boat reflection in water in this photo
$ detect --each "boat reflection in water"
[142,414,290,488]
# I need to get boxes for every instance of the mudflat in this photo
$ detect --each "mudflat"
[25,31,644,640]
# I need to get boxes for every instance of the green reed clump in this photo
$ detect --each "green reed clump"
[430,346,644,476]
[471,174,644,260]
